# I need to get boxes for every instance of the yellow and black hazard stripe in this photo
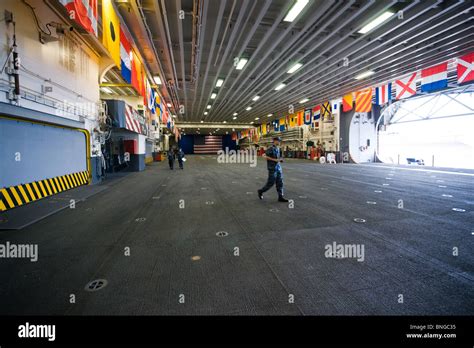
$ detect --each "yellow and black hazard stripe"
[0,171,90,212]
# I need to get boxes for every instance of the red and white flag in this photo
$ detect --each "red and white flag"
[457,52,474,85]
[60,0,98,36]
[394,73,417,100]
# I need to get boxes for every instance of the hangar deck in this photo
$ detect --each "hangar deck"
[1,157,472,315]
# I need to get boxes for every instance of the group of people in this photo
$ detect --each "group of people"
[167,147,185,170]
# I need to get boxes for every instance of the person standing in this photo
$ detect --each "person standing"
[167,148,175,170]
[177,147,185,170]
[258,137,289,202]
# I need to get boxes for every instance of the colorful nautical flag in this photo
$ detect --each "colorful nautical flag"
[375,83,392,105]
[131,52,145,96]
[395,73,417,100]
[312,105,320,129]
[312,105,321,120]
[421,63,448,93]
[297,110,304,126]
[279,117,286,132]
[321,102,331,121]
[342,93,353,112]
[60,0,98,36]
[120,26,132,83]
[457,52,474,84]
[355,88,373,113]
[304,108,312,125]
[102,0,121,67]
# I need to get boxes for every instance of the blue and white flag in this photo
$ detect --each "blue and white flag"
[375,83,392,105]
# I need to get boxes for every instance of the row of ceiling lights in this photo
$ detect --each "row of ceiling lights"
[200,0,395,125]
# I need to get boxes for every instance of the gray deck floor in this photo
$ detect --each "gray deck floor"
[0,156,473,315]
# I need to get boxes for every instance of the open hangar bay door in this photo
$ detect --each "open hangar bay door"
[376,83,474,169]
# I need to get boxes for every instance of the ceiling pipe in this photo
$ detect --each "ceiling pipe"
[198,0,252,119]
[161,0,180,92]
[191,0,208,111]
[214,0,237,66]
[149,0,180,92]
[195,0,228,120]
[176,0,188,118]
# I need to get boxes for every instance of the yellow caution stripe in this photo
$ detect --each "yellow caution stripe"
[0,171,89,212]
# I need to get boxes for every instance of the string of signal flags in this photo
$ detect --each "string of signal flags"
[237,51,473,141]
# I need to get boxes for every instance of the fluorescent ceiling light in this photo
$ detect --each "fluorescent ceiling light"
[153,76,162,85]
[233,116,237,120]
[267,114,273,117]
[172,114,176,118]
[287,62,303,74]
[250,121,254,124]
[216,79,224,87]
[207,105,211,109]
[200,120,204,123]
[274,83,286,91]
[236,58,248,70]
[100,87,113,94]
[211,93,217,99]
[358,11,394,34]
[246,106,252,111]
[233,112,238,116]
[223,120,227,123]
[355,70,375,80]
[252,95,260,101]
[299,98,309,104]
[167,103,172,107]
[284,0,309,22]
[255,117,259,120]
[204,112,208,115]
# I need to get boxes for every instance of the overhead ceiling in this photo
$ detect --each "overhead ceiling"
[117,0,474,126]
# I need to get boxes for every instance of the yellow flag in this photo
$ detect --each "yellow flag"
[102,0,121,67]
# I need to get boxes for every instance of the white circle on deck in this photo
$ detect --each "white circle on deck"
[366,201,377,205]
[452,208,465,212]
[299,195,307,199]
[135,217,146,222]
[353,218,366,223]
[442,194,453,198]
[269,208,279,213]
[374,190,382,193]
[205,201,214,205]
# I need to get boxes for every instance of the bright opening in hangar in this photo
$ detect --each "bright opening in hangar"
[377,87,474,169]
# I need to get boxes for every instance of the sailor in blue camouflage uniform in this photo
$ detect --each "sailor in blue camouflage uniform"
[258,137,289,202]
